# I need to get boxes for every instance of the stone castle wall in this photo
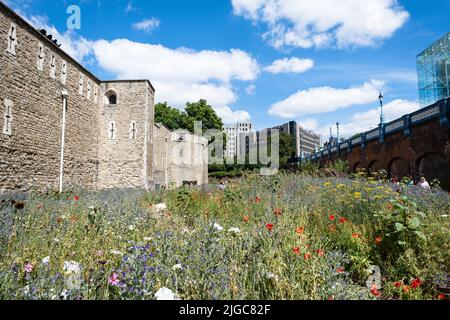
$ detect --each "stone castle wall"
[153,123,171,187]
[97,81,154,189]
[154,125,209,188]
[0,5,100,192]
[0,2,208,192]
[169,131,208,187]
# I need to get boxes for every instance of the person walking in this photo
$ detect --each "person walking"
[419,177,431,190]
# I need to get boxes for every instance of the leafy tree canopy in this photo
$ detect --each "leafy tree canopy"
[155,100,224,134]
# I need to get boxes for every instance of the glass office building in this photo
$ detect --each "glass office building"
[417,32,450,108]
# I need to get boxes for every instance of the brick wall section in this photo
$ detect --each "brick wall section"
[98,81,154,189]
[318,118,450,189]
[0,5,100,192]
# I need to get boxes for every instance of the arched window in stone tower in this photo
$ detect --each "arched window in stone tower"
[105,90,118,105]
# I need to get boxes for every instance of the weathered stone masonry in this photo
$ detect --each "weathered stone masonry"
[0,2,208,192]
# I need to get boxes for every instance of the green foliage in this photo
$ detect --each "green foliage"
[299,160,320,175]
[155,99,224,134]
[326,160,350,173]
[155,102,190,131]
[185,99,224,134]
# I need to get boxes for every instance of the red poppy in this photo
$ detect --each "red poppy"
[74,195,79,202]
[304,253,312,260]
[352,233,361,239]
[243,216,250,223]
[317,249,325,257]
[375,236,382,245]
[293,247,300,255]
[336,267,345,273]
[339,217,348,224]
[274,208,282,216]
[371,286,381,297]
[387,203,393,210]
[328,296,334,301]
[255,197,262,204]
[393,281,402,288]
[438,294,446,300]
[266,224,274,231]
[329,215,335,221]
[411,278,422,289]
[403,286,410,293]
[296,227,305,235]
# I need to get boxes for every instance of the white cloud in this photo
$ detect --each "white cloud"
[23,12,257,123]
[133,18,160,33]
[216,107,251,124]
[311,99,420,139]
[231,0,409,49]
[265,57,314,74]
[91,39,259,120]
[301,119,319,131]
[125,1,135,13]
[269,80,385,118]
[246,84,256,95]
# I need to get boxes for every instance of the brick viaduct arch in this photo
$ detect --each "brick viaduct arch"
[303,99,450,190]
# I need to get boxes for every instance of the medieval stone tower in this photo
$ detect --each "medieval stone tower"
[0,2,208,193]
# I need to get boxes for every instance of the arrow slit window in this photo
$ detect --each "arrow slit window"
[7,23,17,55]
[2,99,13,136]
[50,54,56,79]
[37,42,45,71]
[61,60,67,84]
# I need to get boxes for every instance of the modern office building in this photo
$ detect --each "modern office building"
[417,32,450,108]
[272,121,321,157]
[243,121,321,159]
[224,121,253,158]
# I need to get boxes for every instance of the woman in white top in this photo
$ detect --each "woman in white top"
[419,177,431,190]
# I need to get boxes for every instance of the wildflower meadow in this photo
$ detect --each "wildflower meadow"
[0,172,449,300]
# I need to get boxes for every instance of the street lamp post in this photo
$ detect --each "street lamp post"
[336,122,340,144]
[379,93,385,125]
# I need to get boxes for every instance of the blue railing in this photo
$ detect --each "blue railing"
[299,98,450,163]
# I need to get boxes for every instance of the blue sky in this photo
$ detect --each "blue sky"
[4,0,450,138]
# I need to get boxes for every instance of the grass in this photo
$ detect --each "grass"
[0,173,448,300]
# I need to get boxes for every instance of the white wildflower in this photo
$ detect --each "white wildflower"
[63,261,81,275]
[63,261,83,290]
[143,237,152,241]
[213,223,224,232]
[228,227,241,234]
[172,264,183,271]
[266,272,279,281]
[23,285,30,295]
[154,203,167,212]
[128,225,135,231]
[42,256,50,265]
[155,287,178,300]
[60,289,69,300]
[110,250,123,256]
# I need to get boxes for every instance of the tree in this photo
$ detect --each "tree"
[263,132,296,168]
[154,102,189,131]
[184,99,224,134]
[155,99,224,134]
